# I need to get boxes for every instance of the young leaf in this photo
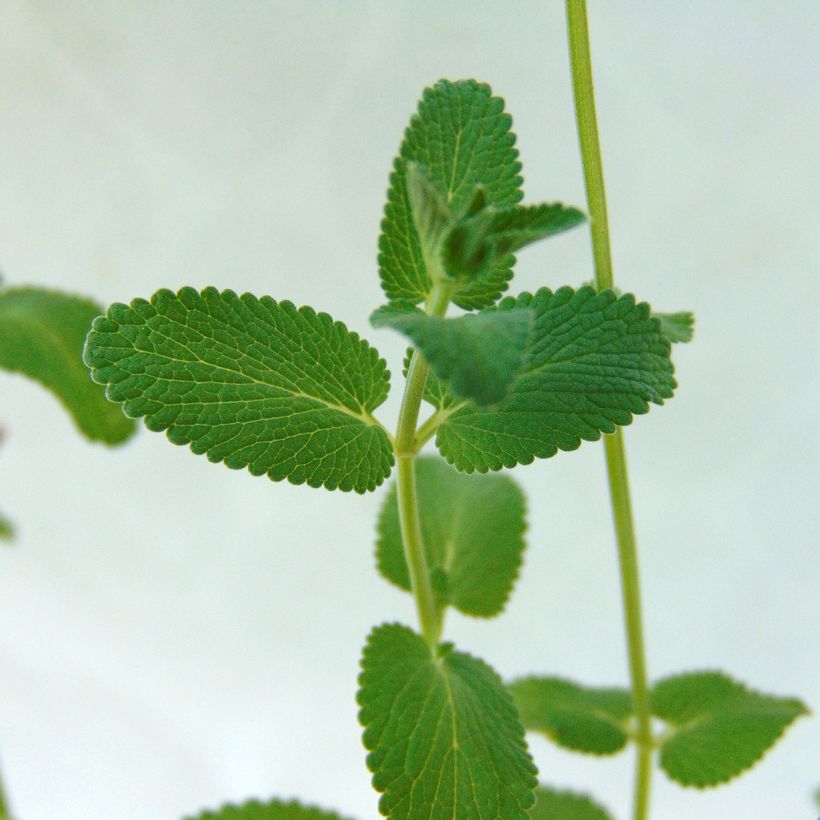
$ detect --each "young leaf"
[0,287,136,444]
[84,287,393,493]
[652,671,808,788]
[405,162,455,280]
[435,286,676,473]
[379,79,523,310]
[529,786,613,820]
[443,203,584,284]
[0,512,13,541]
[358,623,538,819]
[508,676,632,755]
[654,311,694,344]
[371,305,532,406]
[376,456,526,617]
[183,797,355,820]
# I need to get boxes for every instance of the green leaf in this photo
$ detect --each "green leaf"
[488,204,586,255]
[652,671,808,788]
[405,162,455,280]
[371,305,532,406]
[654,311,694,344]
[358,623,538,819]
[183,798,355,820]
[529,787,613,820]
[379,79,523,310]
[84,287,393,493]
[0,512,13,541]
[376,456,527,617]
[508,676,632,755]
[0,287,136,444]
[435,286,676,472]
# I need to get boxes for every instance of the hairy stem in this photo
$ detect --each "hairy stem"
[393,281,453,647]
[566,2,654,818]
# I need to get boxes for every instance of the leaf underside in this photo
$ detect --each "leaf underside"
[529,786,613,820]
[372,305,532,405]
[0,287,136,444]
[652,671,808,788]
[435,286,676,472]
[358,623,538,819]
[376,456,527,617]
[379,79,523,310]
[83,287,393,493]
[508,676,632,755]
[183,797,355,820]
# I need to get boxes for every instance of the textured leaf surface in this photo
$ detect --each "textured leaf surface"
[0,512,12,540]
[358,623,538,819]
[655,311,694,343]
[652,671,808,788]
[376,456,526,617]
[509,676,632,755]
[84,287,393,493]
[184,798,355,820]
[435,287,676,472]
[405,162,455,280]
[379,79,523,310]
[487,204,585,254]
[0,287,136,444]
[529,787,613,820]
[372,305,532,405]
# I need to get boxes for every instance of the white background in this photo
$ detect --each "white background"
[1,2,819,819]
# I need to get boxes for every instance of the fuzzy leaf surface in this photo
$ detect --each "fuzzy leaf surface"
[84,287,393,493]
[372,305,532,405]
[509,676,632,755]
[529,787,613,820]
[0,287,135,444]
[184,798,355,820]
[655,311,694,343]
[379,79,523,309]
[652,671,808,788]
[405,162,455,279]
[376,456,526,617]
[435,286,675,472]
[358,623,537,819]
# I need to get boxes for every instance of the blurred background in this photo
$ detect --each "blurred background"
[1,2,818,818]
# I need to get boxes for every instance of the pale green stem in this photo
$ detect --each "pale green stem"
[393,281,453,648]
[566,3,654,819]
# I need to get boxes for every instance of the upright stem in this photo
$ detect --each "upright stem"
[565,3,653,819]
[393,281,453,649]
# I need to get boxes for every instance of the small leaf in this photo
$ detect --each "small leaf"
[183,797,355,820]
[509,676,632,755]
[0,287,136,444]
[84,288,393,493]
[529,786,613,820]
[358,623,538,819]
[0,512,13,541]
[405,162,454,281]
[652,671,808,788]
[435,286,676,473]
[371,305,532,405]
[654,311,694,344]
[488,203,586,255]
[376,456,527,617]
[379,79,523,310]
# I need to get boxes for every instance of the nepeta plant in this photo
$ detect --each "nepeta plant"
[79,6,806,819]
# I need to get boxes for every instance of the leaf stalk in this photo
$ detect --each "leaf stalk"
[566,2,654,818]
